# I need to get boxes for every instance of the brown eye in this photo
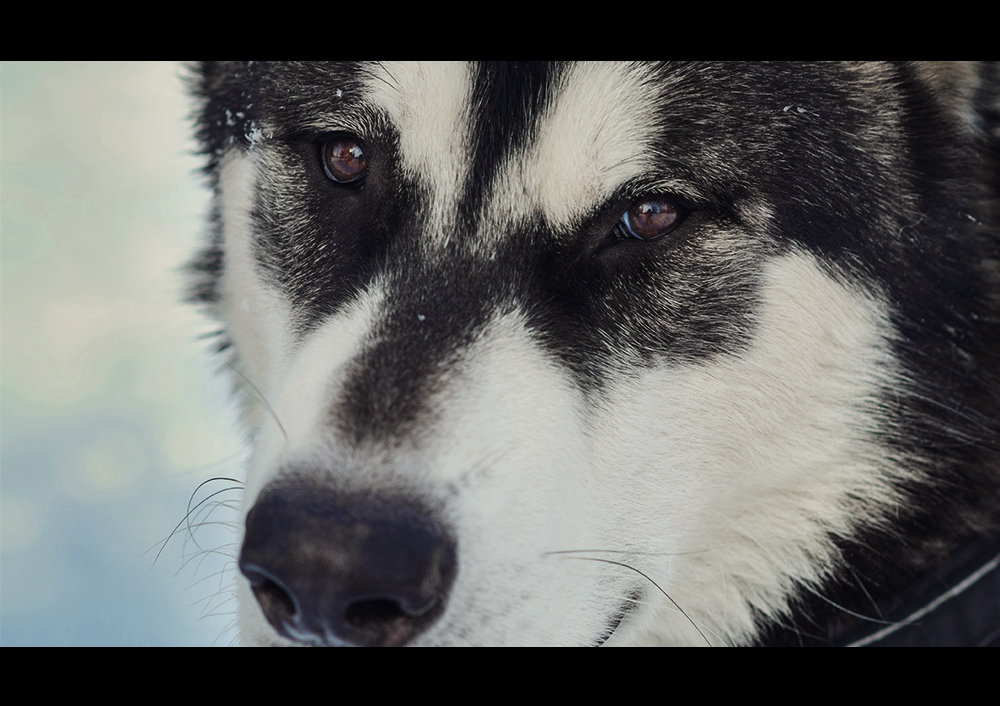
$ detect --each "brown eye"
[620,197,683,240]
[322,136,368,183]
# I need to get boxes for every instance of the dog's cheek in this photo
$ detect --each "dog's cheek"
[586,251,909,643]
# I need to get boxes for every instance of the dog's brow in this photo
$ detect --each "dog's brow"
[519,62,667,229]
[359,61,475,248]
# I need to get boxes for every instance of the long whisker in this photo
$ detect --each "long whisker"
[184,476,244,530]
[150,477,244,567]
[553,553,714,646]
[800,583,897,626]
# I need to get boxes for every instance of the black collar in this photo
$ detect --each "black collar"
[840,534,1000,647]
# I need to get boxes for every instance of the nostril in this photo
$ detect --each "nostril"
[239,483,457,647]
[346,598,406,627]
[343,589,441,632]
[240,562,299,631]
[342,596,432,645]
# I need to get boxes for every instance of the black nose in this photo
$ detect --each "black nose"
[238,484,457,647]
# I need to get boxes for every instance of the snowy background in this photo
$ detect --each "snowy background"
[2,61,246,646]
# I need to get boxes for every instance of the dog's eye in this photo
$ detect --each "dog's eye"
[618,197,683,241]
[321,136,368,183]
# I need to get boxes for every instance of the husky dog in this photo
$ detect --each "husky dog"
[188,62,1000,646]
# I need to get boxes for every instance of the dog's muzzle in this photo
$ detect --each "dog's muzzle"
[238,482,457,646]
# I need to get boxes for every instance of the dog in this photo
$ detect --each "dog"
[187,61,1000,646]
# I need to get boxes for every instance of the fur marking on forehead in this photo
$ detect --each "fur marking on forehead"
[361,61,475,241]
[360,62,667,241]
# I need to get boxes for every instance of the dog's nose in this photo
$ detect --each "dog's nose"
[238,484,457,647]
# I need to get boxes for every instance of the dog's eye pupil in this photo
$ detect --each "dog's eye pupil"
[621,198,682,240]
[322,137,368,183]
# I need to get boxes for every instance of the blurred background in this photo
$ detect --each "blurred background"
[2,61,247,646]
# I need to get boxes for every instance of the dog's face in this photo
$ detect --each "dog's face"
[191,61,995,645]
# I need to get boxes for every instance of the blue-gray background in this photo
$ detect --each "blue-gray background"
[2,61,246,646]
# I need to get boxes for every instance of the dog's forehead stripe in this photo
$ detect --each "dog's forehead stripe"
[361,61,666,241]
[362,61,475,240]
[526,62,666,228]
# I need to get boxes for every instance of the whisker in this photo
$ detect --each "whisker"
[224,362,288,441]
[182,476,243,529]
[182,563,240,599]
[192,582,240,617]
[846,565,886,621]
[220,615,242,647]
[177,541,238,573]
[553,553,714,646]
[150,477,244,567]
[717,516,897,634]
[800,583,897,626]
[202,606,239,620]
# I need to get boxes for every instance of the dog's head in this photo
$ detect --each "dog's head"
[189,61,1000,646]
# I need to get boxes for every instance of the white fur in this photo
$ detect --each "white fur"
[527,61,667,229]
[598,252,907,644]
[363,62,474,250]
